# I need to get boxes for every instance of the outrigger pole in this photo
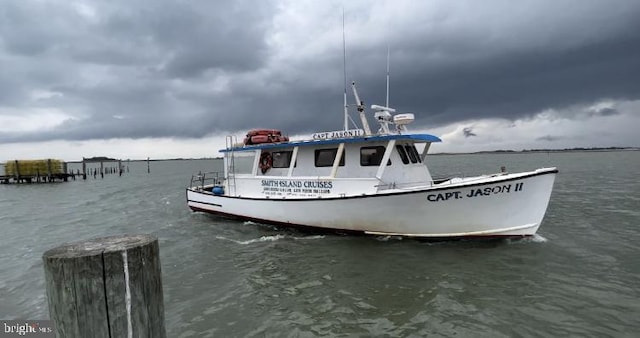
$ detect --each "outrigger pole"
[351,81,372,135]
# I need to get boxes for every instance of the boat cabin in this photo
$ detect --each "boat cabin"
[220,132,441,199]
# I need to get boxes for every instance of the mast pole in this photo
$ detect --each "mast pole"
[342,8,348,131]
[386,45,390,108]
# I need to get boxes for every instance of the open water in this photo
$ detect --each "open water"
[1,151,639,337]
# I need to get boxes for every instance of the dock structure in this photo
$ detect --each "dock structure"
[75,156,125,180]
[1,156,128,184]
[0,159,74,184]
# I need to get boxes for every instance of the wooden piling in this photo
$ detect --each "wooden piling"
[14,160,20,181]
[43,234,166,338]
[63,162,69,181]
[47,159,52,181]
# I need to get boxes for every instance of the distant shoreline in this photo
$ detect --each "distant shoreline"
[430,147,640,156]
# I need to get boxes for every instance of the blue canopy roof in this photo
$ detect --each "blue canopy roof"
[220,133,441,153]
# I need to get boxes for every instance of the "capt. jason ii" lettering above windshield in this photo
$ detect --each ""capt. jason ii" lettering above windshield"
[312,129,365,140]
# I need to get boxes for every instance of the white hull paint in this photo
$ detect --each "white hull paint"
[187,168,557,237]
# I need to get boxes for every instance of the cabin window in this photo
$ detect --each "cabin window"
[232,152,256,174]
[360,146,391,166]
[395,145,410,164]
[272,151,294,168]
[410,145,423,163]
[404,145,422,163]
[315,148,345,167]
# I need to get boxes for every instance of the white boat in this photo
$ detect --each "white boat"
[186,82,557,238]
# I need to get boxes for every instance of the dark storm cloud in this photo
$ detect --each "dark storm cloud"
[1,0,640,144]
[0,0,275,142]
[162,0,640,136]
[376,32,640,128]
[112,1,272,77]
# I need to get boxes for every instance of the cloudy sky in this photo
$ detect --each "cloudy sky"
[1,0,639,161]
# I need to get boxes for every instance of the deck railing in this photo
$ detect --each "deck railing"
[189,171,224,190]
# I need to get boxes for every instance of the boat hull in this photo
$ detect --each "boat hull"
[186,168,557,237]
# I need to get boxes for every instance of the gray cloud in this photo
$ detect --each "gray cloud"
[1,0,640,144]
[589,107,620,117]
[536,135,562,142]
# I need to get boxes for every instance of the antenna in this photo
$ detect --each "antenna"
[342,8,348,131]
[386,45,390,108]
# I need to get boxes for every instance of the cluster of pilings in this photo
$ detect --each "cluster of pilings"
[77,158,129,180]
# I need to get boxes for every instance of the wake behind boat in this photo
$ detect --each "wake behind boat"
[186,82,557,238]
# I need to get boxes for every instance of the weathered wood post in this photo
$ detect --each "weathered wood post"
[47,159,52,182]
[82,158,87,180]
[63,162,69,181]
[43,234,166,338]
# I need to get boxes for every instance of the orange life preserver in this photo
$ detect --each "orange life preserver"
[251,135,270,144]
[259,152,272,174]
[244,129,288,145]
[247,129,282,137]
